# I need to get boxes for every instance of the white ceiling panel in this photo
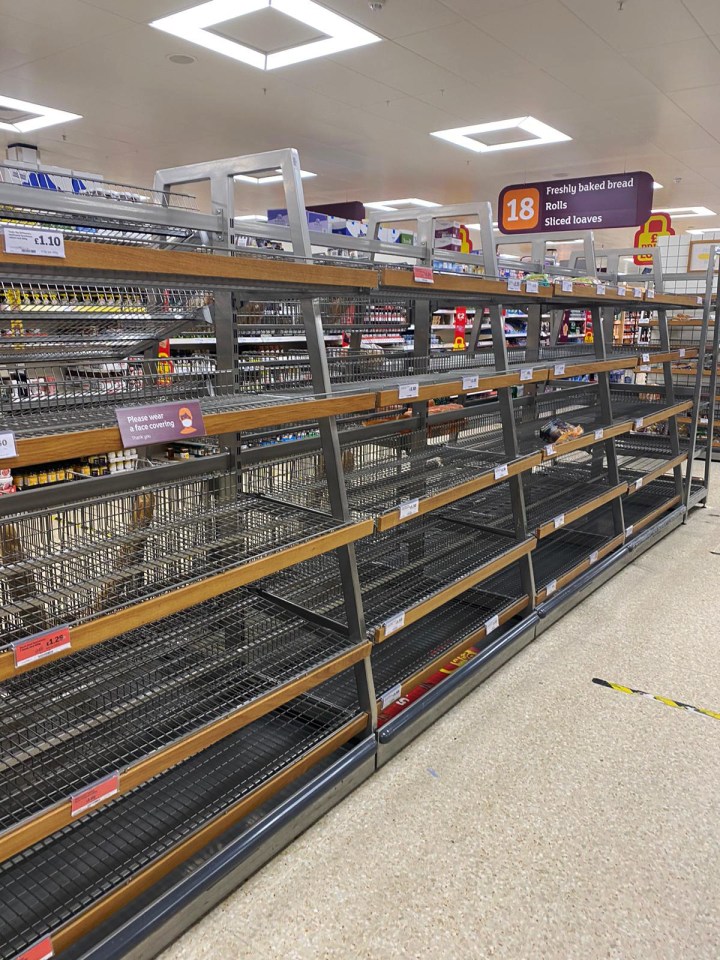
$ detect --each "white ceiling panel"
[670,84,720,139]
[632,37,720,92]
[440,0,538,21]
[545,55,660,101]
[397,20,537,79]
[471,0,616,66]
[0,0,130,41]
[678,0,720,36]
[321,0,461,38]
[562,0,704,51]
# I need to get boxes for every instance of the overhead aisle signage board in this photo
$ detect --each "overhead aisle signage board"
[498,171,653,234]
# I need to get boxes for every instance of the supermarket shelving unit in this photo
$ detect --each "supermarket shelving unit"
[0,151,716,960]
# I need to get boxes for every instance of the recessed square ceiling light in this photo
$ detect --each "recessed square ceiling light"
[364,198,441,212]
[234,168,316,184]
[150,0,381,70]
[652,181,663,189]
[686,227,719,234]
[0,95,80,133]
[652,206,715,218]
[430,117,571,153]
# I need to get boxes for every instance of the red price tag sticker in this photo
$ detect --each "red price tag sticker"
[14,937,54,960]
[13,626,71,668]
[413,266,434,284]
[71,771,120,817]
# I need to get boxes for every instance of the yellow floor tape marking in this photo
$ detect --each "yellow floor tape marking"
[593,678,720,721]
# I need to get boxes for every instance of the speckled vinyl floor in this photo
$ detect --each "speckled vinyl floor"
[160,469,720,960]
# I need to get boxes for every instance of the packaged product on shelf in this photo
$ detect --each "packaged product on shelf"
[539,418,584,443]
[0,467,15,495]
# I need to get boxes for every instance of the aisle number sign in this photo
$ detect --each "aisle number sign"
[498,171,653,234]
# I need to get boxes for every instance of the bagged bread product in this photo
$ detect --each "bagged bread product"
[539,418,584,443]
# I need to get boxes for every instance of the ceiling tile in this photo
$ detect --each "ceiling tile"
[322,0,461,38]
[561,0,705,51]
[670,84,720,139]
[397,20,536,78]
[632,37,720,92]
[682,0,720,35]
[0,0,131,39]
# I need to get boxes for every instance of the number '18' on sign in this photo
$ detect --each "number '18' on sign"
[501,187,540,231]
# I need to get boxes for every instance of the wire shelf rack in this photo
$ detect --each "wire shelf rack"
[438,454,621,537]
[0,689,358,960]
[263,514,525,633]
[622,476,679,530]
[0,588,358,836]
[0,283,211,361]
[0,356,342,439]
[241,427,508,519]
[0,473,353,650]
[234,295,411,334]
[531,506,619,591]
[0,164,198,211]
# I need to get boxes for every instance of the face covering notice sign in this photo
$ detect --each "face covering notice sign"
[115,400,206,446]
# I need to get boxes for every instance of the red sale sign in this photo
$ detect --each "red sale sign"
[453,306,468,351]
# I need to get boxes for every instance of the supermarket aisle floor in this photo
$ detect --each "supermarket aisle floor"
[161,473,720,960]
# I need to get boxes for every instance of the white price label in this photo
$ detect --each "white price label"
[625,524,634,537]
[507,277,522,292]
[398,382,419,400]
[634,287,643,298]
[642,352,650,363]
[462,374,479,391]
[544,444,556,457]
[554,363,566,377]
[561,278,573,293]
[0,430,17,460]
[617,284,626,297]
[594,428,604,441]
[4,226,66,258]
[494,463,509,480]
[553,514,565,529]
[634,418,644,429]
[589,550,599,564]
[679,348,686,358]
[526,279,539,294]
[647,289,655,299]
[697,296,704,305]
[384,612,405,637]
[399,498,420,519]
[381,683,403,710]
[520,367,533,382]
[596,283,606,296]
[484,614,500,634]
[634,478,643,492]
[546,579,557,597]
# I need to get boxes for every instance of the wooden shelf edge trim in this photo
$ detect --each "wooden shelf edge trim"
[5,391,377,470]
[0,644,370,866]
[0,240,378,289]
[542,421,631,461]
[46,712,368,958]
[0,518,375,682]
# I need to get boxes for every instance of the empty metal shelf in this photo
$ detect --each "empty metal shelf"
[0,588,364,844]
[0,473,364,655]
[0,692,361,960]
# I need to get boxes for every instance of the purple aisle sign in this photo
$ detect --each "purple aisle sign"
[115,400,206,446]
[498,171,653,235]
